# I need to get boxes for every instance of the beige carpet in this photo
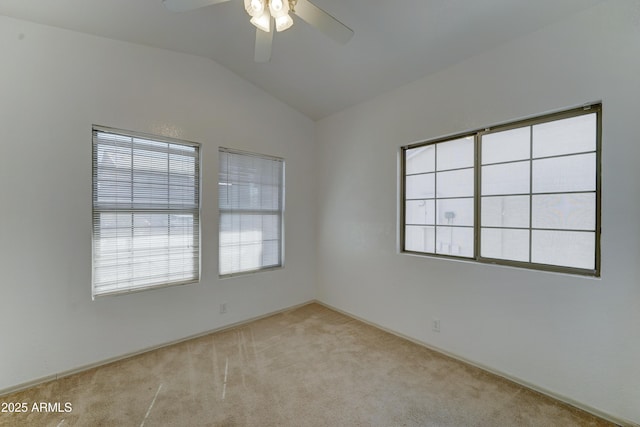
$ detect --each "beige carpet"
[0,303,615,427]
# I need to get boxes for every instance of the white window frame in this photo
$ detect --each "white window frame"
[401,104,601,277]
[218,147,285,277]
[92,125,201,297]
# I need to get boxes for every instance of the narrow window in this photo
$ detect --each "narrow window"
[401,104,601,276]
[218,148,285,276]
[92,126,201,297]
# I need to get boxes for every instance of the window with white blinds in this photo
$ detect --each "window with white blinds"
[218,148,284,276]
[92,126,200,297]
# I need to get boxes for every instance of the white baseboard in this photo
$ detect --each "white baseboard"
[314,300,638,427]
[0,300,314,398]
[3,299,637,427]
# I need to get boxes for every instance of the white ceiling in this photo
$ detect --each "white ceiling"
[0,0,602,120]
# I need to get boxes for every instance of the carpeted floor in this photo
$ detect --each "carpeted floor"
[0,303,616,426]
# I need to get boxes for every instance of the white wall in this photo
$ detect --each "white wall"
[316,1,640,424]
[2,1,639,423]
[0,16,316,392]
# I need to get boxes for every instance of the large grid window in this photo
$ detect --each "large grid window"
[218,148,284,277]
[401,105,601,276]
[92,126,200,297]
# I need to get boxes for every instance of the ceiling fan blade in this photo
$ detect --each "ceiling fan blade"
[292,0,353,45]
[162,0,231,12]
[254,28,273,63]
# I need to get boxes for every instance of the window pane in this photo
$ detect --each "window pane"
[482,127,530,164]
[218,149,284,276]
[531,230,595,270]
[239,243,262,272]
[481,196,530,228]
[261,214,281,241]
[96,143,132,205]
[93,212,198,294]
[436,168,474,198]
[219,243,240,276]
[406,145,435,174]
[406,173,435,199]
[405,226,435,253]
[437,137,474,171]
[481,161,530,196]
[262,240,280,268]
[532,193,595,231]
[436,227,474,257]
[239,215,264,244]
[219,213,240,246]
[532,153,595,193]
[260,184,281,210]
[220,214,281,274]
[436,198,474,227]
[481,228,529,262]
[406,200,435,225]
[533,113,596,158]
[92,128,200,296]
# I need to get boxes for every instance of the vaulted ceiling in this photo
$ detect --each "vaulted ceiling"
[0,0,602,120]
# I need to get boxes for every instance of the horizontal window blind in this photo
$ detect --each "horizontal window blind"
[219,148,284,276]
[92,126,200,297]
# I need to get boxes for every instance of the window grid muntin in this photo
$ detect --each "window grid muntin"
[401,104,601,276]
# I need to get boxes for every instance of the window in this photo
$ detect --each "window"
[401,105,601,276]
[405,136,475,257]
[218,148,284,276]
[92,126,200,297]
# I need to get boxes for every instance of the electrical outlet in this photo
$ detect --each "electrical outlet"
[432,318,440,333]
[220,303,228,314]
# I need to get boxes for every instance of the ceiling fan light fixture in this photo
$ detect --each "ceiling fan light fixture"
[250,9,271,32]
[275,14,293,32]
[270,0,283,12]
[269,0,290,18]
[244,0,266,17]
[163,0,353,62]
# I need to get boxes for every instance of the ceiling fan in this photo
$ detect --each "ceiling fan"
[162,0,354,62]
